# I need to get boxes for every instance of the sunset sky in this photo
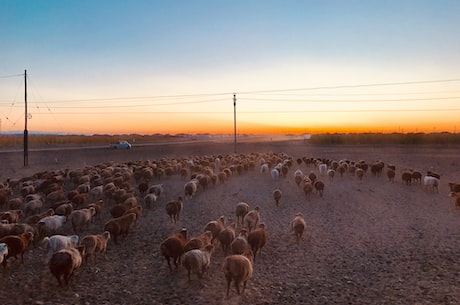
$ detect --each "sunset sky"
[1,1,460,135]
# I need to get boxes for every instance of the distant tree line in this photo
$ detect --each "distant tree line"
[308,132,460,145]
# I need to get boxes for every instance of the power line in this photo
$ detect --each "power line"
[0,73,23,79]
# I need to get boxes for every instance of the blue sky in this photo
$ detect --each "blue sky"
[1,1,460,134]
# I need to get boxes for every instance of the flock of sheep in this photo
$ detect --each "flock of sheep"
[0,150,459,299]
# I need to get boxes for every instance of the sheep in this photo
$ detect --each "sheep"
[24,199,43,217]
[42,234,79,263]
[218,223,237,256]
[318,163,327,176]
[86,200,104,220]
[68,207,96,233]
[401,171,412,185]
[182,244,214,281]
[149,183,163,197]
[48,245,85,287]
[314,180,325,197]
[272,189,282,206]
[103,213,137,244]
[79,231,111,262]
[260,163,269,174]
[38,215,67,237]
[303,182,313,198]
[355,168,364,181]
[54,203,73,218]
[203,216,225,243]
[165,197,183,224]
[243,207,260,232]
[235,202,249,226]
[160,228,188,272]
[291,212,306,244]
[270,168,279,180]
[124,205,142,225]
[184,230,213,252]
[222,250,254,297]
[386,168,396,183]
[327,169,335,182]
[184,179,198,199]
[231,228,250,255]
[411,170,422,184]
[0,243,8,265]
[247,223,266,261]
[0,209,23,224]
[448,182,460,193]
[144,193,158,209]
[424,175,439,193]
[0,231,34,267]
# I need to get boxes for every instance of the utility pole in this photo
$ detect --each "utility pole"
[233,93,237,153]
[24,69,28,167]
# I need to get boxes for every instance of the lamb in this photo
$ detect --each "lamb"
[48,245,85,287]
[38,215,67,237]
[0,231,34,267]
[165,197,183,224]
[291,212,307,244]
[79,231,111,262]
[0,243,7,265]
[247,223,267,261]
[272,189,282,206]
[42,234,79,263]
[103,212,137,244]
[182,244,214,281]
[218,223,237,255]
[222,250,254,297]
[184,230,213,252]
[160,228,188,272]
[203,216,225,243]
[243,207,260,232]
[235,202,249,226]
[424,175,439,193]
[68,207,96,233]
[231,228,250,255]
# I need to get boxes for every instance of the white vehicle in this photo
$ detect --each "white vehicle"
[109,140,132,149]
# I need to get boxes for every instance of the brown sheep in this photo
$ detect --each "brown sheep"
[0,209,23,224]
[222,250,254,297]
[49,245,85,287]
[291,212,307,244]
[218,223,236,256]
[25,208,55,225]
[68,207,96,234]
[303,182,313,198]
[247,223,267,261]
[184,230,213,252]
[124,205,142,225]
[230,228,250,255]
[235,202,249,226]
[165,197,183,223]
[448,182,460,193]
[182,244,214,281]
[401,171,412,185]
[314,180,325,197]
[160,228,188,272]
[386,168,396,183]
[0,231,34,267]
[272,189,282,206]
[79,231,111,262]
[203,216,225,243]
[103,213,137,244]
[243,207,260,232]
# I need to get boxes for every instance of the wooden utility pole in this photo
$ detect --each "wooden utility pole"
[233,93,237,153]
[24,69,28,167]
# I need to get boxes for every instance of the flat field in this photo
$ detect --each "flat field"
[1,139,460,305]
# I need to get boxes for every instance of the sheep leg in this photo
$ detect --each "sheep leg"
[165,257,172,272]
[235,280,241,295]
[225,277,232,297]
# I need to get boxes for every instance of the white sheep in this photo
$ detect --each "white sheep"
[423,175,439,193]
[260,163,269,174]
[144,193,158,209]
[182,244,214,281]
[42,234,79,263]
[38,215,67,237]
[243,207,260,232]
[318,163,328,176]
[184,179,199,199]
[270,168,279,180]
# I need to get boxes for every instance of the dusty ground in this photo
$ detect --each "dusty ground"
[1,139,460,305]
